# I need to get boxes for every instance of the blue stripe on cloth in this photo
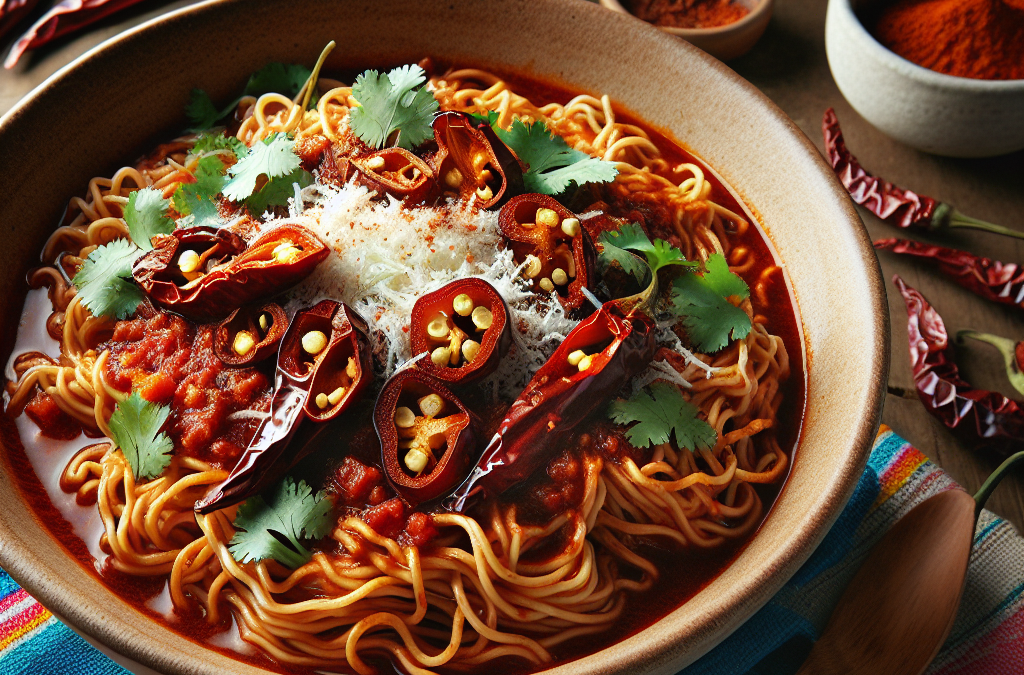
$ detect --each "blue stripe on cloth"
[0,568,22,598]
[0,616,129,675]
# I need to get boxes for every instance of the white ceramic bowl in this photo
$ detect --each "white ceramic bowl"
[600,0,773,61]
[825,0,1024,157]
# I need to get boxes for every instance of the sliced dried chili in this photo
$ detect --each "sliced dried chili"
[213,303,287,367]
[133,224,329,321]
[894,274,1024,453]
[499,193,598,318]
[875,238,1024,310]
[350,147,435,203]
[410,278,512,384]
[431,111,524,209]
[823,109,1024,240]
[448,304,657,510]
[374,368,478,507]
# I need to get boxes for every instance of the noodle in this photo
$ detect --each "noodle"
[5,65,792,674]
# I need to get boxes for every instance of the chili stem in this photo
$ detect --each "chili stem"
[957,330,1024,397]
[973,450,1024,517]
[940,204,1024,241]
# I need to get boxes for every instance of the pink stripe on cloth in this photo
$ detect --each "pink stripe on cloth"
[0,599,51,650]
[0,588,30,616]
[931,605,1024,675]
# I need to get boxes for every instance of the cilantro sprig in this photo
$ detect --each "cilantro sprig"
[349,64,440,150]
[72,239,146,319]
[228,477,335,569]
[669,253,752,353]
[108,391,174,481]
[124,188,174,250]
[220,133,312,214]
[598,222,696,284]
[173,155,227,226]
[608,381,717,451]
[186,61,316,131]
[493,118,618,195]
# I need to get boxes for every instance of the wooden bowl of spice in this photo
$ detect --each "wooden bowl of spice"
[600,0,774,61]
[825,0,1024,157]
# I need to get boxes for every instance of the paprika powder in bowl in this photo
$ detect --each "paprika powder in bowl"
[599,0,774,61]
[825,0,1024,157]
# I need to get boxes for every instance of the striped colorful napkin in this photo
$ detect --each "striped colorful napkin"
[1,425,1022,674]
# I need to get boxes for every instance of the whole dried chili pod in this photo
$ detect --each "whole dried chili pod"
[448,304,658,511]
[133,224,329,321]
[894,274,1024,452]
[957,330,1024,397]
[499,193,598,318]
[823,109,1024,240]
[410,278,512,384]
[213,303,288,366]
[195,300,374,513]
[374,368,478,507]
[431,111,524,209]
[0,0,41,43]
[875,238,1024,310]
[350,147,435,203]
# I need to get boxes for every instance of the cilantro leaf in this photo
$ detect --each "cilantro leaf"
[72,239,145,319]
[349,65,439,150]
[244,62,313,101]
[228,477,335,569]
[108,391,173,481]
[124,188,174,250]
[173,155,227,225]
[493,118,618,195]
[185,89,238,131]
[222,133,303,203]
[597,233,650,284]
[598,223,696,281]
[670,253,752,353]
[191,131,246,158]
[608,382,717,451]
[245,168,313,215]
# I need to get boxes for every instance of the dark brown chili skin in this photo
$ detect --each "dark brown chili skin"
[133,224,329,321]
[410,278,512,385]
[213,302,288,367]
[448,305,657,511]
[431,111,524,209]
[374,369,478,507]
[894,274,1024,455]
[499,193,598,318]
[351,148,435,203]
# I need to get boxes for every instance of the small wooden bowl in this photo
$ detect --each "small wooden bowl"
[599,0,774,61]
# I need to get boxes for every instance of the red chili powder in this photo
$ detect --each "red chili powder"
[873,0,1024,80]
[626,0,750,29]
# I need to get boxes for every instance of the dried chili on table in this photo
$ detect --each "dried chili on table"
[875,238,1024,310]
[409,278,512,385]
[133,224,329,321]
[894,274,1024,453]
[374,368,478,507]
[0,0,41,43]
[213,303,288,367]
[823,109,1024,240]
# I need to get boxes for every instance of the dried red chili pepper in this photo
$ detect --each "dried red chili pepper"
[875,238,1024,310]
[277,300,374,422]
[448,304,657,510]
[351,147,435,203]
[431,111,524,209]
[410,278,512,384]
[957,330,1024,397]
[823,109,1024,240]
[374,368,478,507]
[133,224,329,321]
[499,193,598,318]
[196,301,373,513]
[4,0,145,69]
[894,274,1024,453]
[213,303,288,367]
[0,0,41,43]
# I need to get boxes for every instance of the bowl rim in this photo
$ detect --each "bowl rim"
[828,0,1024,88]
[0,1,889,673]
[599,0,774,37]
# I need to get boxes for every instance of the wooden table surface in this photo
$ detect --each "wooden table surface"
[2,0,1023,530]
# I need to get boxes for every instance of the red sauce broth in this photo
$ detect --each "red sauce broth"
[0,66,806,675]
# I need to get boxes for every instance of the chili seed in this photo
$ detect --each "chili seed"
[327,386,346,405]
[453,294,474,316]
[177,250,200,274]
[315,393,330,409]
[567,254,577,278]
[394,406,416,428]
[551,268,568,286]
[427,317,449,339]
[259,314,269,332]
[536,208,559,228]
[301,330,328,355]
[539,278,555,292]
[273,243,301,264]
[471,306,493,331]
[561,217,581,237]
[431,346,452,366]
[578,355,595,372]
[463,340,481,362]
[366,155,386,170]
[567,349,586,366]
[345,357,358,379]
[523,255,542,278]
[418,394,444,418]
[405,448,429,474]
[444,168,464,188]
[232,331,256,356]
[476,185,493,201]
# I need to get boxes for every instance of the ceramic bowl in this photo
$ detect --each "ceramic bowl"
[0,0,887,673]
[825,0,1024,157]
[599,0,773,61]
